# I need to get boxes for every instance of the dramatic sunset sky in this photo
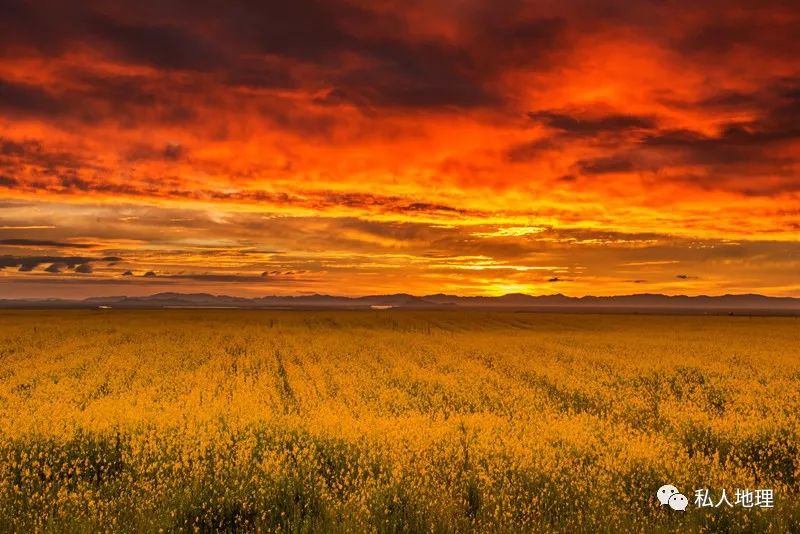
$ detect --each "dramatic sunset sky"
[1,0,799,298]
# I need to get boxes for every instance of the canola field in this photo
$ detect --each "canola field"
[0,309,798,532]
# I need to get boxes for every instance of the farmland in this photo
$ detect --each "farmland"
[0,310,798,532]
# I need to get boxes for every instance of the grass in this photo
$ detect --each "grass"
[0,309,798,532]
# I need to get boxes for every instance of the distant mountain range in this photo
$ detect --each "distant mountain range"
[2,292,800,313]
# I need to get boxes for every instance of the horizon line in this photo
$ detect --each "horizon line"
[4,291,800,301]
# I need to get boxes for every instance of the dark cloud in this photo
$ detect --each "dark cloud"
[505,139,555,163]
[676,16,800,61]
[509,109,658,167]
[143,271,156,277]
[472,15,567,71]
[0,277,174,286]
[44,262,67,273]
[0,71,199,127]
[224,2,516,109]
[0,175,18,187]
[678,22,752,56]
[220,0,368,62]
[562,80,800,194]
[1,137,42,156]
[696,90,759,110]
[401,202,460,214]
[223,58,297,90]
[528,110,656,136]
[679,79,798,145]
[576,155,636,175]
[0,255,95,270]
[508,109,656,164]
[641,122,800,165]
[0,1,573,114]
[1,0,798,121]
[68,70,159,107]
[121,270,134,276]
[0,252,123,274]
[123,142,187,162]
[0,0,75,55]
[162,143,184,160]
[0,137,96,186]
[0,238,94,248]
[325,71,497,110]
[84,14,226,72]
[0,79,63,117]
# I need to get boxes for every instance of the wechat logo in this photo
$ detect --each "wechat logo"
[658,484,688,511]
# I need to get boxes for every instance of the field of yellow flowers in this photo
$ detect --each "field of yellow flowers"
[0,309,798,532]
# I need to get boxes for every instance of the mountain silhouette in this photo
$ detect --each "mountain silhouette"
[2,292,799,314]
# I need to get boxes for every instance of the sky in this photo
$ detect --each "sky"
[1,0,799,299]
